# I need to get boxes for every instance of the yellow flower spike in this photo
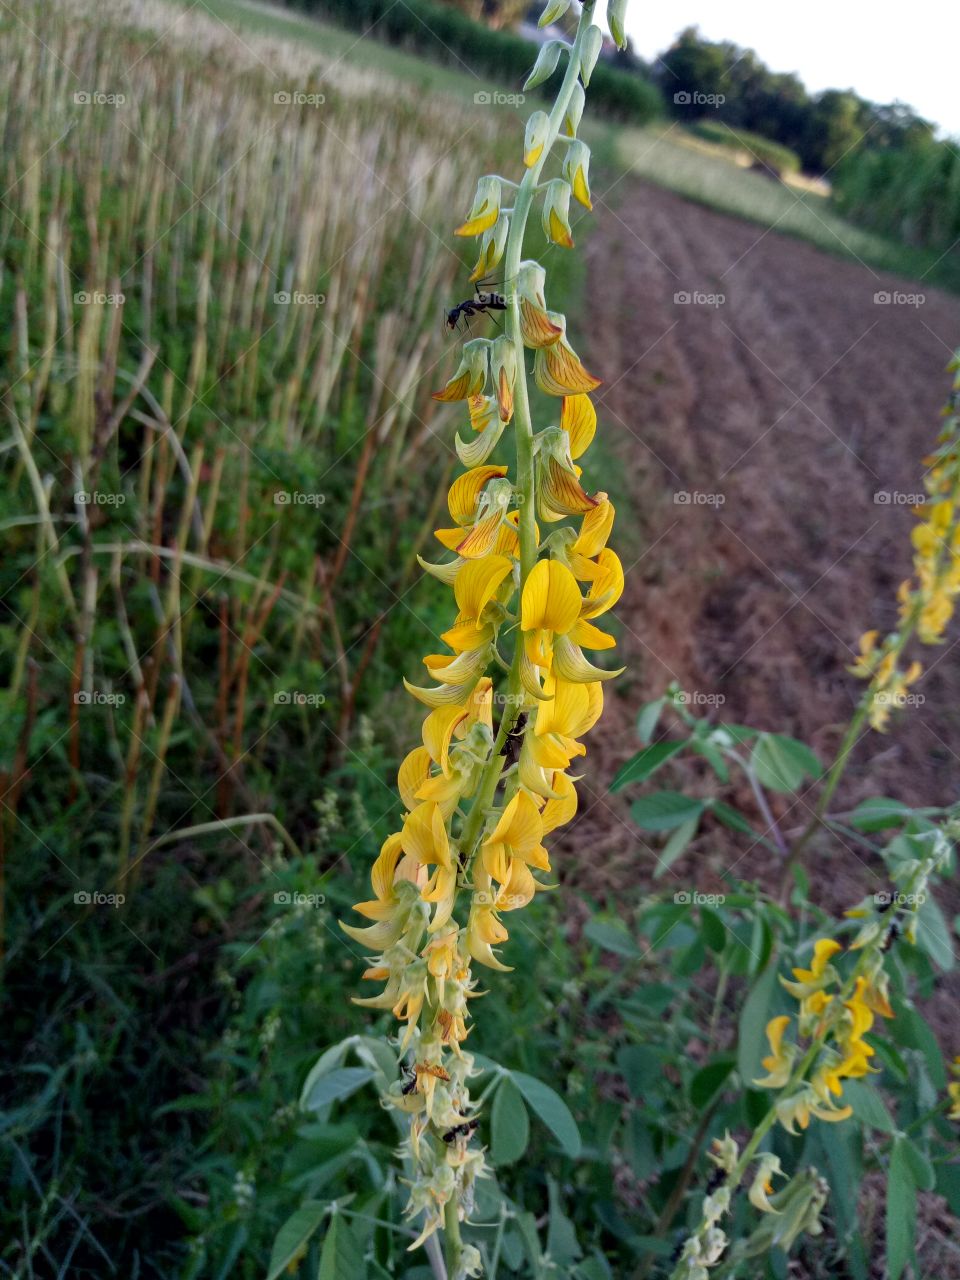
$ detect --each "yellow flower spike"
[541,179,575,249]
[534,327,602,396]
[561,393,597,459]
[399,747,433,812]
[524,111,550,167]
[454,554,515,624]
[454,175,502,238]
[432,338,489,402]
[563,140,593,210]
[447,464,509,526]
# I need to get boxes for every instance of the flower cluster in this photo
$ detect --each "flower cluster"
[340,2,628,1266]
[851,353,960,730]
[670,822,952,1280]
[755,937,893,1131]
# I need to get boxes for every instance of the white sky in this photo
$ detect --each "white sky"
[620,3,960,139]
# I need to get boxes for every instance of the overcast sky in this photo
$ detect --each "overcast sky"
[619,3,960,138]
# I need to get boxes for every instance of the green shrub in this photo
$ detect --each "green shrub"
[690,120,802,177]
[833,139,960,252]
[286,0,663,123]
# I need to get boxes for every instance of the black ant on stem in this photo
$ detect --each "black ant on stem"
[445,277,511,335]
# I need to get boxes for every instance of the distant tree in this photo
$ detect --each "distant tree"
[436,0,527,26]
[804,90,864,171]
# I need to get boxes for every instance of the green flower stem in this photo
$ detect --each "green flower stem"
[444,1196,463,1279]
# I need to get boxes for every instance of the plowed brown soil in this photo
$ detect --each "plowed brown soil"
[566,179,960,1013]
[567,180,960,1279]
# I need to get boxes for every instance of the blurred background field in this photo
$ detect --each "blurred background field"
[2,0,959,1276]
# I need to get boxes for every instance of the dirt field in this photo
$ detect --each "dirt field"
[566,178,960,989]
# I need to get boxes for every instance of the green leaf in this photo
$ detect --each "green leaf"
[301,1067,375,1113]
[546,1176,582,1265]
[841,1079,896,1133]
[610,741,684,792]
[583,919,638,958]
[317,1212,365,1280]
[637,698,665,744]
[491,1076,530,1166]
[631,792,705,832]
[847,796,912,832]
[699,907,727,953]
[616,1045,663,1097]
[510,1071,582,1158]
[711,801,755,834]
[901,1139,936,1192]
[736,959,780,1082]
[689,1057,735,1108]
[915,894,955,971]
[887,1139,917,1280]
[266,1201,328,1280]
[654,814,700,878]
[750,733,820,793]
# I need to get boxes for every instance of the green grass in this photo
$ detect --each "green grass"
[190,0,526,101]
